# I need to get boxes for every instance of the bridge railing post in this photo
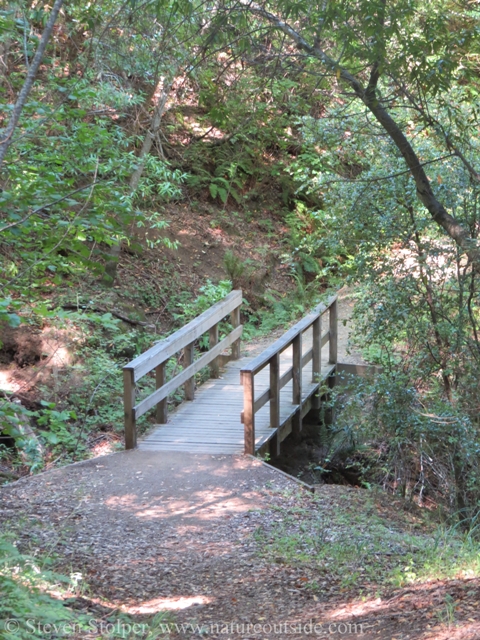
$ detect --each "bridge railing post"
[155,362,168,423]
[292,333,302,436]
[231,305,241,359]
[184,341,195,400]
[124,368,136,449]
[209,323,219,378]
[312,316,322,410]
[325,297,338,423]
[242,370,255,455]
[329,298,338,365]
[270,353,280,456]
[270,353,280,430]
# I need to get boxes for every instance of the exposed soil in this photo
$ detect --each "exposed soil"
[1,452,479,639]
[334,287,366,366]
[0,199,297,457]
[120,200,295,315]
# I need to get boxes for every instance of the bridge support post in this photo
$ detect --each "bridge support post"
[242,371,255,455]
[155,362,168,423]
[292,333,302,437]
[184,342,195,400]
[231,306,241,359]
[124,369,136,449]
[323,374,336,425]
[270,431,281,457]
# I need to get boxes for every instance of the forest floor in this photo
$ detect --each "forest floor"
[2,297,480,640]
[1,451,480,640]
[0,199,293,402]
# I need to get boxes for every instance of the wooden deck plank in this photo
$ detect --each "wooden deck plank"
[138,326,334,453]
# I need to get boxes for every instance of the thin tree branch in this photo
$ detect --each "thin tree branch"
[316,154,456,189]
[0,0,65,171]
[0,182,100,234]
[237,0,480,264]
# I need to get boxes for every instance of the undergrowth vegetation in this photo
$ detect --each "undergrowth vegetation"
[0,534,169,639]
[255,488,480,592]
[2,0,480,623]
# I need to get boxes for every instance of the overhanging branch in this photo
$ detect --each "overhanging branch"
[237,0,480,264]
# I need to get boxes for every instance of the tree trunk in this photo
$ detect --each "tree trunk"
[102,74,175,286]
[0,0,65,172]
[129,75,174,191]
[239,1,480,267]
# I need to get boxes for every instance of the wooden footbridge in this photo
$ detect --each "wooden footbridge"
[123,290,342,456]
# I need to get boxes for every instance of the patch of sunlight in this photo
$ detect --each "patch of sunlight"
[91,439,116,457]
[0,369,17,392]
[432,622,480,639]
[324,597,389,620]
[124,595,212,614]
[105,489,256,520]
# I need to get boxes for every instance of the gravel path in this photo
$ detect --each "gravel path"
[3,452,477,639]
[1,453,355,636]
[0,292,408,640]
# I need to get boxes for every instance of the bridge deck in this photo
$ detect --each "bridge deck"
[138,328,334,454]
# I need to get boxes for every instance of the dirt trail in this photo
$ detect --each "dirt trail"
[3,294,478,640]
[2,451,478,639]
[335,287,365,365]
[243,287,365,365]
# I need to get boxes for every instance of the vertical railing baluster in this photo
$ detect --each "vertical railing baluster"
[184,341,195,400]
[155,362,167,423]
[242,371,255,455]
[124,369,136,449]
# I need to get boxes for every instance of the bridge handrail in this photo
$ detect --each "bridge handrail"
[240,294,338,455]
[123,289,243,449]
[241,294,337,376]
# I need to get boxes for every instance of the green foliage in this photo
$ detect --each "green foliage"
[0,536,77,639]
[0,300,22,328]
[1,47,186,294]
[241,280,325,340]
[187,147,251,205]
[256,491,480,590]
[175,279,233,322]
[223,251,245,284]
[285,72,480,517]
[280,202,355,284]
[0,533,170,639]
[60,314,155,440]
[183,65,316,208]
[34,403,80,454]
[333,364,480,516]
[0,397,44,472]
